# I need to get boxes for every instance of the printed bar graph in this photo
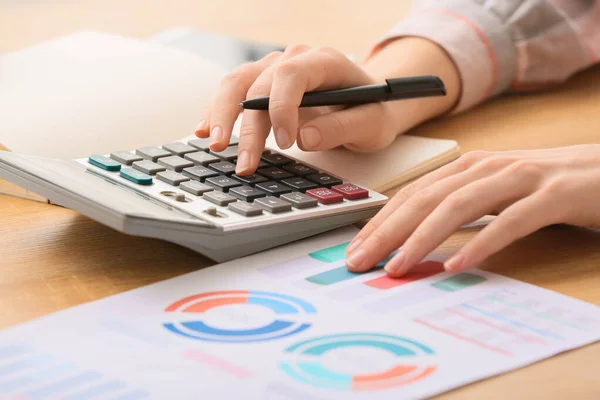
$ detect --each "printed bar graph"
[22,371,104,398]
[308,242,349,263]
[364,261,444,290]
[305,266,364,286]
[64,380,128,400]
[431,273,487,292]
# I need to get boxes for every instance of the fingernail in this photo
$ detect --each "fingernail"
[444,253,465,272]
[346,249,366,269]
[275,127,291,149]
[195,119,208,132]
[299,127,321,149]
[236,150,251,173]
[210,126,223,145]
[385,249,406,274]
[345,237,363,256]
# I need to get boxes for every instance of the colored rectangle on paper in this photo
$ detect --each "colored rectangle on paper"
[308,242,349,263]
[305,266,360,285]
[431,273,487,292]
[364,271,441,290]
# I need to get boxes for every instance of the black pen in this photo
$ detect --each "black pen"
[239,75,446,110]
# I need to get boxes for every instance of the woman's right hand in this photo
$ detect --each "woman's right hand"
[194,38,461,176]
[195,44,404,175]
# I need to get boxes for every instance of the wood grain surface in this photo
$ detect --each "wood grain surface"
[1,1,599,399]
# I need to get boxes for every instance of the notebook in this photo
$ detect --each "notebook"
[0,31,459,202]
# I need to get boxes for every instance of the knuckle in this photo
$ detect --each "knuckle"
[246,81,271,98]
[268,97,296,113]
[263,50,283,61]
[506,160,543,180]
[329,112,353,139]
[406,188,435,211]
[443,191,471,212]
[284,43,310,56]
[368,229,389,248]
[276,60,303,79]
[542,176,570,196]
[315,45,340,56]
[221,68,249,88]
[456,150,491,170]
[238,124,261,139]
[407,230,427,249]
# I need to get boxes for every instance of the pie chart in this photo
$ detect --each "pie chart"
[279,333,436,391]
[163,290,316,343]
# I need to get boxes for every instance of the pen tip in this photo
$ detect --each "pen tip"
[238,102,243,107]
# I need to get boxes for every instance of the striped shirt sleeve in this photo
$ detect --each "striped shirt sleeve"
[372,0,600,113]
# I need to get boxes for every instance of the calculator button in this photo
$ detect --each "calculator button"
[229,185,267,202]
[156,170,190,186]
[210,145,239,161]
[162,142,197,156]
[203,191,237,206]
[282,163,318,176]
[259,167,294,181]
[157,155,194,172]
[306,188,344,204]
[208,161,237,175]
[205,176,242,192]
[280,192,319,209]
[255,181,293,196]
[332,183,369,200]
[185,151,220,166]
[281,177,318,192]
[228,201,263,217]
[180,180,214,196]
[254,196,293,213]
[136,146,171,162]
[88,155,121,171]
[132,160,166,175]
[188,138,211,151]
[232,173,268,186]
[262,153,294,166]
[256,160,270,169]
[110,151,142,166]
[306,173,343,188]
[182,166,219,182]
[120,168,153,185]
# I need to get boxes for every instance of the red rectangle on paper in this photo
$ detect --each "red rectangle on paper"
[364,261,444,290]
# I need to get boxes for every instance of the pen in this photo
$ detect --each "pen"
[238,75,446,110]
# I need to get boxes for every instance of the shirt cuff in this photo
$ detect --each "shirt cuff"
[370,2,516,113]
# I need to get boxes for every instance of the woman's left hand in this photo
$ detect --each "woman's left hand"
[344,145,600,276]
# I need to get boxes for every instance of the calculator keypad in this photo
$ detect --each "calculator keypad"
[85,138,374,222]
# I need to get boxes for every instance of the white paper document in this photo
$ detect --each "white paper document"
[1,227,599,399]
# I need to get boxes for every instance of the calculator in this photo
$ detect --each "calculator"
[0,136,387,261]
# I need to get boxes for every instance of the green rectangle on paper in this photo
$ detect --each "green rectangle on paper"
[306,266,360,285]
[431,273,487,292]
[308,242,349,263]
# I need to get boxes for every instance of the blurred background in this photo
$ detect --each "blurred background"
[0,0,412,57]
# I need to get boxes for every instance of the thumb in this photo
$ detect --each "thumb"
[296,103,395,152]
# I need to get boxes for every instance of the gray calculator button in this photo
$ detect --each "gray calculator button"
[188,138,211,151]
[185,151,220,166]
[228,201,263,217]
[210,145,239,161]
[205,176,241,192]
[254,196,293,213]
[229,185,267,202]
[110,151,142,165]
[180,180,214,196]
[162,142,197,156]
[156,170,190,186]
[132,160,166,175]
[182,166,219,182]
[136,146,171,162]
[158,155,194,171]
[208,161,236,175]
[203,191,237,206]
[280,192,319,209]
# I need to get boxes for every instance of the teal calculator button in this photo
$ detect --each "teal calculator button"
[120,168,153,185]
[88,155,121,171]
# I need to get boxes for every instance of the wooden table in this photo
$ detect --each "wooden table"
[1,1,599,398]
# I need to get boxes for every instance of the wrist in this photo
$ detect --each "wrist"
[362,36,461,132]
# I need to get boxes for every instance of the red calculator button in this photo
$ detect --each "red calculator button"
[332,184,369,200]
[306,188,344,204]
